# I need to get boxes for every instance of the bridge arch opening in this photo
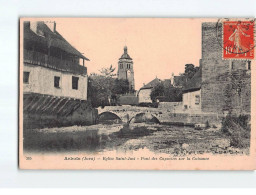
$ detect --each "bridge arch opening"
[129,112,160,124]
[98,111,122,124]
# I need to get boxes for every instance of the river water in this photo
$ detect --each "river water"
[23,122,249,155]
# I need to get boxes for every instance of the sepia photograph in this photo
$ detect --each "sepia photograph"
[19,18,255,170]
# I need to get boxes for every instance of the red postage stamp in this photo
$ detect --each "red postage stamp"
[223,20,255,60]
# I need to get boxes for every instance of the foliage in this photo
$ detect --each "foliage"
[99,64,116,77]
[112,79,129,95]
[88,74,130,107]
[184,64,199,80]
[150,64,199,103]
[88,74,113,107]
[221,114,250,148]
[150,83,164,101]
[138,102,158,108]
[150,83,182,102]
[119,126,153,138]
[223,70,246,114]
[163,86,183,102]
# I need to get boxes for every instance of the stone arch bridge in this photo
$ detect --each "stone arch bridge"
[97,105,163,123]
[97,105,219,125]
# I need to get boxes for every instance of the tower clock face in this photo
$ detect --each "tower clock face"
[127,70,131,78]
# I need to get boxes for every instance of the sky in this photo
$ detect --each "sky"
[52,18,213,90]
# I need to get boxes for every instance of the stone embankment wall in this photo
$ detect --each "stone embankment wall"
[156,112,220,126]
[23,93,97,129]
[158,102,182,110]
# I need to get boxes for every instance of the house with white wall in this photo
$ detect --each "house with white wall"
[22,21,95,127]
[137,77,162,104]
[182,68,202,112]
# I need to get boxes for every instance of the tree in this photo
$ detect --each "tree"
[164,86,183,102]
[99,64,116,77]
[88,74,114,107]
[150,83,164,102]
[184,64,197,80]
[88,74,130,108]
[150,83,183,102]
[112,79,130,95]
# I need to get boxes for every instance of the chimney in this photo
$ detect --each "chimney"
[30,21,38,34]
[45,21,56,32]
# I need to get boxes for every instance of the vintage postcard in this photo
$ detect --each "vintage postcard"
[19,18,256,170]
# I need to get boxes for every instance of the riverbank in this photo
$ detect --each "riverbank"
[23,123,250,156]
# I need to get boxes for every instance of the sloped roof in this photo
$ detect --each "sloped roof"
[120,53,132,60]
[162,79,172,88]
[119,46,132,60]
[24,21,89,60]
[173,75,186,87]
[141,77,162,89]
[183,68,202,93]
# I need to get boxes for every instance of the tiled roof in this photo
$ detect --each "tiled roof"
[24,21,89,60]
[183,68,202,93]
[162,79,172,88]
[141,77,162,89]
[173,75,186,87]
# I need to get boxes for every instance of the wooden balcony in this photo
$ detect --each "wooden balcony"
[23,49,87,75]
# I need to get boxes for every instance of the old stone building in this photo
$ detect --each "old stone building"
[182,68,202,112]
[117,46,135,91]
[137,77,162,104]
[22,21,97,128]
[200,22,251,115]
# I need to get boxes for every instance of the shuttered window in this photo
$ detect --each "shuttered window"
[195,95,200,105]
[23,72,30,84]
[54,76,60,88]
[72,76,79,90]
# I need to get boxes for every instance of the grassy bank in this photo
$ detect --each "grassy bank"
[221,115,251,148]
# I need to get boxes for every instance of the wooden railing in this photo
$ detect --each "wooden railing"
[23,49,87,75]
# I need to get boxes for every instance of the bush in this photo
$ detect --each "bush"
[118,126,152,138]
[221,114,250,148]
[138,102,158,108]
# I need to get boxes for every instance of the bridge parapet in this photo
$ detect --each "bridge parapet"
[97,105,220,125]
[97,105,161,123]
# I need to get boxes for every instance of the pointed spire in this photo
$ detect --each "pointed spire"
[124,46,127,54]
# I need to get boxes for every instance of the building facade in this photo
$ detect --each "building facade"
[200,22,251,115]
[22,21,96,128]
[182,89,201,111]
[23,21,89,100]
[117,46,135,91]
[138,77,162,104]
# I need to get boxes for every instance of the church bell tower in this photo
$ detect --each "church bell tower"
[117,46,135,91]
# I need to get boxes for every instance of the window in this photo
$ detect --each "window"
[54,76,60,88]
[247,61,251,70]
[231,61,234,70]
[195,95,200,105]
[127,64,130,69]
[23,72,30,84]
[120,64,123,69]
[72,76,79,90]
